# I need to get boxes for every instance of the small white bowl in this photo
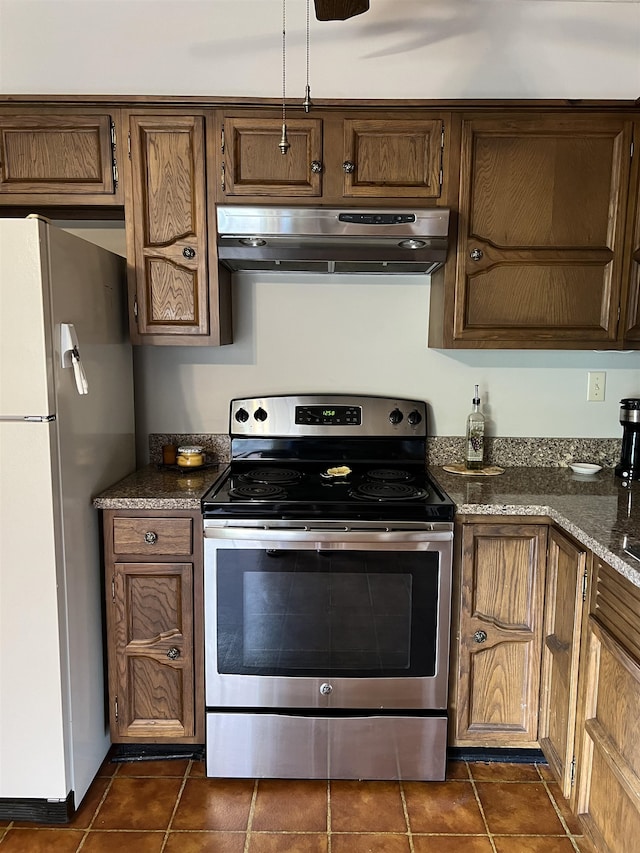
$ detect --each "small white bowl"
[569,463,602,476]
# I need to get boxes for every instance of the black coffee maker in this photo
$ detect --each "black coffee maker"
[615,398,640,480]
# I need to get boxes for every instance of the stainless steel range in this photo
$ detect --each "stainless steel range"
[201,395,455,781]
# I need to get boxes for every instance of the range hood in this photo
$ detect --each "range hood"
[216,206,450,275]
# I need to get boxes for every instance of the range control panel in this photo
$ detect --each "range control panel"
[295,405,362,426]
[229,395,426,438]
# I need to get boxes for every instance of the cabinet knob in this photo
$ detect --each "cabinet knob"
[473,630,488,644]
[469,248,484,261]
[319,682,333,695]
[144,531,158,544]
[182,247,196,260]
[311,160,323,174]
[342,160,355,174]
[167,647,181,660]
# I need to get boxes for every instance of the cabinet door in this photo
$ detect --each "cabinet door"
[222,116,323,197]
[539,528,589,797]
[453,115,633,347]
[110,561,195,740]
[0,113,119,202]
[574,559,640,850]
[341,118,442,199]
[127,114,231,344]
[453,522,547,746]
[622,124,640,344]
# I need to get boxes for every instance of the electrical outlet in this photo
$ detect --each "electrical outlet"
[587,371,606,402]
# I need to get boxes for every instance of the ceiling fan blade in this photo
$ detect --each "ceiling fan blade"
[314,0,370,21]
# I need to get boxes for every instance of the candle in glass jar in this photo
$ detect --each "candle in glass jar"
[176,446,205,467]
[162,444,177,465]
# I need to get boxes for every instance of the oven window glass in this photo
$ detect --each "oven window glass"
[215,549,439,677]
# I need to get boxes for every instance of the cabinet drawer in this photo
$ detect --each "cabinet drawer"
[112,517,193,556]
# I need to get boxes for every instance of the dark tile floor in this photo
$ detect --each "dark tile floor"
[0,759,596,852]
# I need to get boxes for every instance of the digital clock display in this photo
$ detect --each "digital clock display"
[295,405,362,426]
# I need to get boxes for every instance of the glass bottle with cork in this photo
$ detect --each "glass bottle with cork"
[465,384,485,470]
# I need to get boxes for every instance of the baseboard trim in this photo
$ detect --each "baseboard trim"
[448,746,546,763]
[109,743,205,763]
[0,791,75,824]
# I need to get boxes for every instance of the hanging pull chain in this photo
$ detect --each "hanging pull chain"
[279,0,290,154]
[302,0,312,112]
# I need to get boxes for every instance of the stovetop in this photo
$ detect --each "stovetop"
[200,394,455,522]
[201,460,455,522]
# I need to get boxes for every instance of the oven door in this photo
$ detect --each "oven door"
[203,521,453,711]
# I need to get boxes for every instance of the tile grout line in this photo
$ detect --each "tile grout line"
[537,771,583,853]
[535,761,582,851]
[242,778,259,853]
[398,779,415,853]
[158,759,193,852]
[76,761,120,850]
[468,767,499,853]
[327,778,331,853]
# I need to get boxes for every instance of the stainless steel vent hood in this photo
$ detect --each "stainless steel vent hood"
[216,206,450,275]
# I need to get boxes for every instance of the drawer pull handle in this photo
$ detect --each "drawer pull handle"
[167,647,181,660]
[182,247,196,260]
[144,531,158,544]
[311,160,323,173]
[470,248,484,261]
[343,160,355,174]
[473,630,488,644]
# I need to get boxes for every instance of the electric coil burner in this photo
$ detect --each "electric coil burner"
[201,395,455,782]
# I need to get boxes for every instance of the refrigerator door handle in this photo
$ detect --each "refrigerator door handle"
[60,323,89,395]
[0,414,56,422]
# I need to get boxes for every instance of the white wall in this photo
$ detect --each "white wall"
[10,1,640,443]
[1,0,639,98]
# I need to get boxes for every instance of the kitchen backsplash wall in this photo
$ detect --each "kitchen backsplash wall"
[149,434,622,469]
[57,224,640,461]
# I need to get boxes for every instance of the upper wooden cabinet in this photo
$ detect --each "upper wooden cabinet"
[450,520,548,747]
[218,111,447,204]
[430,113,636,349]
[125,112,232,346]
[221,115,323,198]
[620,121,640,345]
[0,112,122,204]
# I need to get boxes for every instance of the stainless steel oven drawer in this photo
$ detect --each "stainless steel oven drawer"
[206,712,447,781]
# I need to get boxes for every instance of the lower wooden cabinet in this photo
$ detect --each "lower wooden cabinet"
[573,558,640,852]
[103,509,204,743]
[450,519,548,747]
[539,527,590,797]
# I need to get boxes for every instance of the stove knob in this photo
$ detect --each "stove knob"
[389,408,404,425]
[407,409,423,426]
[235,407,249,423]
[254,407,268,422]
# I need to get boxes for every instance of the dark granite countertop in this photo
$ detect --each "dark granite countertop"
[92,463,225,511]
[431,466,640,588]
[93,463,640,588]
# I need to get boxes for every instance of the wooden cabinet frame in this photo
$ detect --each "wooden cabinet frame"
[539,527,590,797]
[0,110,124,205]
[573,559,640,850]
[450,518,548,747]
[103,508,204,744]
[430,112,637,350]
[124,111,232,346]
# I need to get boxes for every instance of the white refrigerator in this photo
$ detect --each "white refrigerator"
[0,218,135,821]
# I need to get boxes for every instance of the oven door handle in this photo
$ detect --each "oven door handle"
[203,525,453,544]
